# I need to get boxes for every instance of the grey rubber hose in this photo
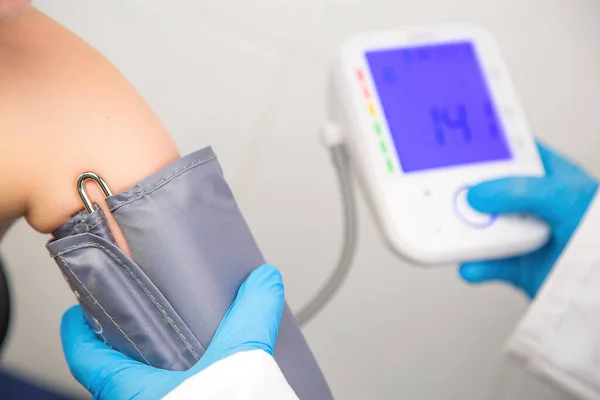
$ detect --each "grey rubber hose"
[295,144,359,327]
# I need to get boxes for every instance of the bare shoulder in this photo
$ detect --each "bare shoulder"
[0,8,179,234]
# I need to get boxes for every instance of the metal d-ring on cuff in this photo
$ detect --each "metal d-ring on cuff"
[77,172,113,214]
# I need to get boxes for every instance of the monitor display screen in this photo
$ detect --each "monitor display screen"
[366,41,512,173]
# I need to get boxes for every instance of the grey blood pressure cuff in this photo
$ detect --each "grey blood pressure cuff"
[46,147,332,399]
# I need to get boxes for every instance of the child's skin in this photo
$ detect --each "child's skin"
[0,7,180,253]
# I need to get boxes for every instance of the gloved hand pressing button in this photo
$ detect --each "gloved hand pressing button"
[61,264,285,400]
[460,143,598,298]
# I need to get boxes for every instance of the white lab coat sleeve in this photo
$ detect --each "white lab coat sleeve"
[163,350,299,400]
[507,193,600,400]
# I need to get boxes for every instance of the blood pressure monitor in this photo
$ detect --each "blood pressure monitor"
[329,25,550,264]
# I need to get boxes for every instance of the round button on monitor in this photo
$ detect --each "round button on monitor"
[454,187,497,228]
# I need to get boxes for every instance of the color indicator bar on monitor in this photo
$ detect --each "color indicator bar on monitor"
[356,68,394,173]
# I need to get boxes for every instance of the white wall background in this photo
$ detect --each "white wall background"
[2,0,600,398]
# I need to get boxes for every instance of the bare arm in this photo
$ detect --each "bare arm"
[0,8,180,248]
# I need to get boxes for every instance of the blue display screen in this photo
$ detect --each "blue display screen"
[366,41,512,173]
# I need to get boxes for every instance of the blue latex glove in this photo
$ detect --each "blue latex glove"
[460,143,598,298]
[61,265,284,400]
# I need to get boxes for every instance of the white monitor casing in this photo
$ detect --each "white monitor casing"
[329,24,550,265]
